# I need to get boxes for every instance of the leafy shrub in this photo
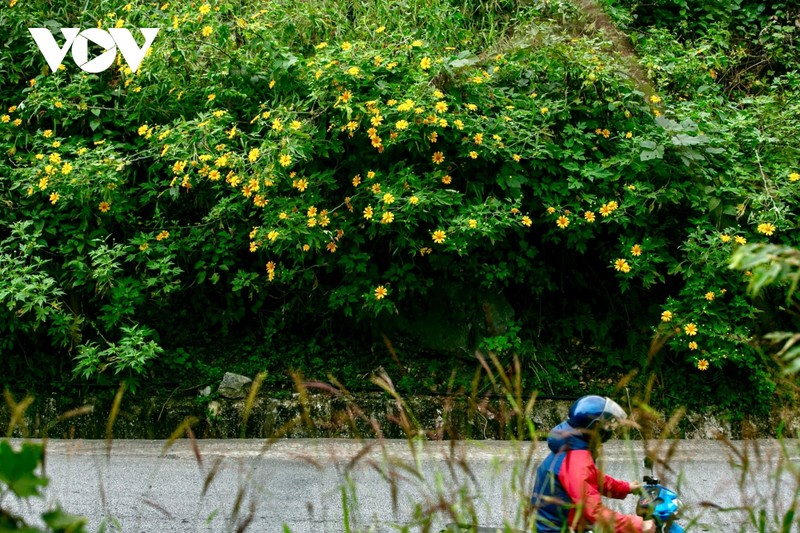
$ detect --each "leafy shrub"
[0,0,798,416]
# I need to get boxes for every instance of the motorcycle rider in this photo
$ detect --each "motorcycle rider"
[530,395,656,533]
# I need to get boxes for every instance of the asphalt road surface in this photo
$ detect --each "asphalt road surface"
[10,438,800,532]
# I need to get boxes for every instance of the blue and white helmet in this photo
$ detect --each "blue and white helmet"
[568,395,627,442]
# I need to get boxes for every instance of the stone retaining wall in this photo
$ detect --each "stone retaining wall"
[2,392,798,440]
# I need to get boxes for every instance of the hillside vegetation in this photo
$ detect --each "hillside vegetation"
[1,0,798,417]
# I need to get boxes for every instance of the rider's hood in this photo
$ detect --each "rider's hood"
[547,421,591,453]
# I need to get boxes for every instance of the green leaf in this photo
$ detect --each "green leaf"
[0,441,48,498]
[41,508,88,533]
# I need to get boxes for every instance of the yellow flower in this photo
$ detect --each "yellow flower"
[435,101,448,113]
[43,130,53,138]
[556,216,569,229]
[375,26,385,33]
[199,3,211,14]
[374,285,388,300]
[382,193,395,204]
[61,162,73,175]
[584,211,596,223]
[688,341,698,351]
[469,151,478,159]
[347,66,359,76]
[267,230,279,241]
[156,231,170,241]
[720,234,731,243]
[625,131,633,139]
[521,216,532,227]
[371,183,381,194]
[99,201,111,213]
[540,107,549,114]
[201,25,212,37]
[420,57,432,70]
[432,151,444,165]
[293,178,308,191]
[468,219,477,228]
[697,359,709,371]
[473,133,483,145]
[381,212,394,224]
[248,148,260,162]
[139,243,149,251]
[599,205,613,217]
[279,154,292,167]
[3,114,14,123]
[631,244,642,256]
[661,311,673,322]
[432,230,446,244]
[395,119,409,130]
[49,192,60,204]
[757,223,776,236]
[614,259,631,273]
[352,175,362,187]
[442,175,452,185]
[734,236,747,245]
[409,196,419,205]
[705,292,715,301]
[207,94,215,101]
[649,95,662,104]
[341,41,352,51]
[411,40,424,47]
[363,206,373,220]
[789,172,800,182]
[684,323,698,336]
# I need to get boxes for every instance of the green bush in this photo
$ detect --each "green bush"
[1,0,798,415]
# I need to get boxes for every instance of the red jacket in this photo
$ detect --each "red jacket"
[531,422,644,532]
[559,449,643,532]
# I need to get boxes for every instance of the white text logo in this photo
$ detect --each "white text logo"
[28,28,160,73]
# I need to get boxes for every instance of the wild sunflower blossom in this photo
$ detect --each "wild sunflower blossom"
[432,230,446,244]
[697,359,709,371]
[374,285,388,300]
[661,311,673,322]
[757,222,776,236]
[684,323,698,336]
[556,216,569,229]
[614,258,631,273]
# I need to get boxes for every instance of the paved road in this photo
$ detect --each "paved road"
[11,438,800,532]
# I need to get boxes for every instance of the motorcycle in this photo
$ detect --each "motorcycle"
[635,473,685,532]
[442,458,685,533]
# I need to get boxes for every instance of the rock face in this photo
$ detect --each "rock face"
[217,372,253,399]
